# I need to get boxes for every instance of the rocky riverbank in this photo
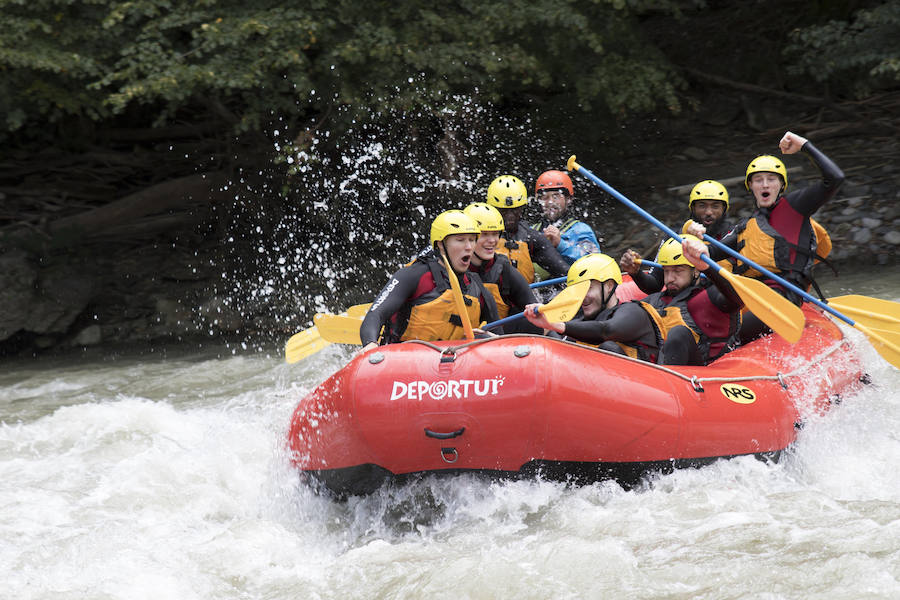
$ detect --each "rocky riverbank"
[599,141,900,266]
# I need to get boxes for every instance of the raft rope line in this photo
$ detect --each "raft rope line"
[398,334,851,391]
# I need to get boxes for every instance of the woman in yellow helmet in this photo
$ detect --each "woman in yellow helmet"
[688,130,843,344]
[359,210,501,351]
[463,202,539,333]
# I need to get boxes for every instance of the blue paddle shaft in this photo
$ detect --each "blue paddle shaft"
[481,278,566,329]
[530,276,567,289]
[573,161,856,327]
[483,306,540,330]
[698,231,855,326]
[574,165,722,275]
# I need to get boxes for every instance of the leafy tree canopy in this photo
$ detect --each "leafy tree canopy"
[0,0,700,142]
[786,0,900,97]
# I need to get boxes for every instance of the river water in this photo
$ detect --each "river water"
[2,271,899,599]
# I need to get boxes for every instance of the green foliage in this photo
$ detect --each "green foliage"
[785,1,900,97]
[0,0,693,139]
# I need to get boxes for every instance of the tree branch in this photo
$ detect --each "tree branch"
[0,172,232,251]
[681,66,900,134]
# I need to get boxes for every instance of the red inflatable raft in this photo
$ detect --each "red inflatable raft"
[288,305,866,496]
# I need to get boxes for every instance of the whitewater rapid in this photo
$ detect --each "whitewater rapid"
[2,305,898,599]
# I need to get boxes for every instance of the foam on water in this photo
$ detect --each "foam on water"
[1,324,899,599]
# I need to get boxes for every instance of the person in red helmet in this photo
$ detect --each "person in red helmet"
[532,169,602,279]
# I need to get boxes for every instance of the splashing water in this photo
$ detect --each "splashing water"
[213,98,610,353]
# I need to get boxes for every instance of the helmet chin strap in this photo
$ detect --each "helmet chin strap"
[601,282,618,309]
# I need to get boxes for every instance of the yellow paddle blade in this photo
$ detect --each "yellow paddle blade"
[285,326,330,364]
[854,323,900,370]
[314,313,364,345]
[718,269,805,343]
[346,303,372,318]
[540,280,590,322]
[828,295,900,331]
[284,303,372,363]
[440,249,475,341]
[285,334,331,364]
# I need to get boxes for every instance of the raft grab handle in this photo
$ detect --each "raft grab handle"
[424,427,466,440]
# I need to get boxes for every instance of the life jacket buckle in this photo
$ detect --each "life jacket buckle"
[440,347,456,363]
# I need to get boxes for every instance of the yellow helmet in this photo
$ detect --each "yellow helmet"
[486,175,528,208]
[656,235,702,267]
[464,202,504,232]
[430,210,479,246]
[689,180,729,210]
[566,253,622,286]
[745,155,788,191]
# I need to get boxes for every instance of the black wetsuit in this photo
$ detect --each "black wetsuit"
[555,301,660,360]
[360,257,500,345]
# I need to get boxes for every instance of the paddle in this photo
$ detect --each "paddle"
[284,302,374,363]
[284,326,332,364]
[439,248,475,341]
[826,295,900,332]
[532,276,567,289]
[290,277,570,361]
[346,303,372,317]
[482,279,590,330]
[566,155,805,344]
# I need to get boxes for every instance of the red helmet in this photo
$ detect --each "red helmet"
[535,170,574,196]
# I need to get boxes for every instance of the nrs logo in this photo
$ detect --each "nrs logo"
[719,383,757,404]
[390,378,505,401]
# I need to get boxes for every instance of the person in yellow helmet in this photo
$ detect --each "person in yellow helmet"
[524,253,663,361]
[485,174,570,284]
[646,236,743,365]
[688,130,843,344]
[620,179,734,295]
[463,202,540,334]
[359,210,501,351]
[526,237,743,365]
[684,179,734,239]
